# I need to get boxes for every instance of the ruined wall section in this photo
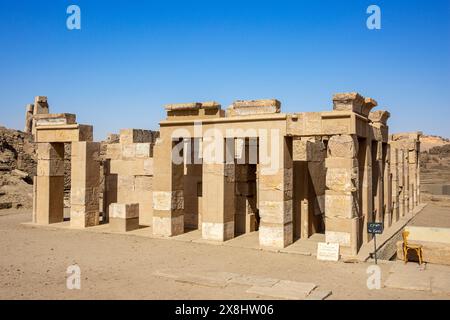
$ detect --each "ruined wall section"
[105,129,158,226]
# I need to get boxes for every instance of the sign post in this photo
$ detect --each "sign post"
[367,222,384,264]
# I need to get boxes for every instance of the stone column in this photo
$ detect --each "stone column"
[360,138,373,243]
[383,144,392,226]
[258,136,293,248]
[35,143,65,224]
[404,149,410,214]
[398,149,406,217]
[32,96,49,135]
[373,141,384,223]
[70,141,100,228]
[325,134,360,256]
[390,147,400,223]
[409,148,417,210]
[152,136,184,236]
[201,137,236,241]
[24,104,34,133]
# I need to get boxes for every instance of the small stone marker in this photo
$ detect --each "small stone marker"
[317,242,340,261]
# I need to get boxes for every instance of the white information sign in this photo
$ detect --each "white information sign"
[317,242,340,261]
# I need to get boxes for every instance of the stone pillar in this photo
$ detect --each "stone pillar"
[109,203,139,232]
[201,137,235,241]
[360,138,373,243]
[24,104,34,133]
[416,139,421,204]
[258,136,293,248]
[390,147,400,223]
[325,134,360,256]
[152,136,184,236]
[404,150,410,214]
[35,143,65,224]
[32,96,49,135]
[409,148,417,210]
[373,141,384,223]
[398,149,406,217]
[383,144,392,226]
[70,141,101,228]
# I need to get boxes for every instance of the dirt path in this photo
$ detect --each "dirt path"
[0,210,449,300]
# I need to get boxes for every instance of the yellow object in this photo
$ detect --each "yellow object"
[402,230,424,265]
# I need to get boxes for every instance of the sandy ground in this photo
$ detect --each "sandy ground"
[0,206,449,300]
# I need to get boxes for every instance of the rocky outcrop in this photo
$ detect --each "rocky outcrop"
[0,126,36,209]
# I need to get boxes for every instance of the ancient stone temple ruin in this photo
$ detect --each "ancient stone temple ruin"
[28,92,421,258]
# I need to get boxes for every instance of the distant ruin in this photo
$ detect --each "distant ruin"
[27,93,421,258]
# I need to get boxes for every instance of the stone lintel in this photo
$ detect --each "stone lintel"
[35,124,93,143]
[165,102,202,111]
[34,113,77,126]
[227,99,281,116]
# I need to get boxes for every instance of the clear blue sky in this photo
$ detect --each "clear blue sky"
[1,0,449,140]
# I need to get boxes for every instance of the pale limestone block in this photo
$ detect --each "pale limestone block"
[37,142,64,160]
[328,135,358,158]
[259,200,292,224]
[293,138,325,162]
[109,203,139,219]
[325,231,351,246]
[152,215,184,236]
[70,205,99,228]
[153,191,171,211]
[201,221,235,241]
[34,113,76,126]
[143,158,154,175]
[303,113,322,135]
[326,167,358,192]
[37,159,65,176]
[227,99,281,116]
[325,191,356,219]
[259,223,292,248]
[152,190,184,211]
[120,129,153,145]
[106,144,121,160]
[332,92,365,114]
[135,176,153,191]
[136,143,152,158]
[122,144,136,158]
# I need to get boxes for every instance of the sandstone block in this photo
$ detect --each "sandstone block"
[105,143,121,160]
[37,143,64,160]
[135,143,152,158]
[109,203,139,219]
[325,190,357,219]
[37,159,65,176]
[34,113,76,127]
[326,167,358,192]
[120,129,153,144]
[35,176,64,225]
[135,176,153,191]
[109,217,139,232]
[259,223,293,248]
[328,135,358,158]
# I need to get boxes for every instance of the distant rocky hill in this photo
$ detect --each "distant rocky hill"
[420,135,450,206]
[420,134,450,152]
[0,126,36,209]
